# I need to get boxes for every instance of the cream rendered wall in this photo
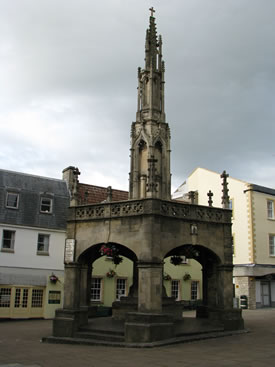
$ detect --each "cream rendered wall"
[0,224,65,270]
[163,258,202,300]
[92,256,133,307]
[187,168,250,264]
[252,191,275,265]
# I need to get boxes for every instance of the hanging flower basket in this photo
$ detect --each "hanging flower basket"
[163,273,171,281]
[100,244,123,266]
[49,274,58,283]
[170,256,183,266]
[106,269,116,278]
[112,255,123,265]
[100,244,114,257]
[183,272,191,281]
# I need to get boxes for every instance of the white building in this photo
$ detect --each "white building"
[0,169,69,318]
[174,167,275,309]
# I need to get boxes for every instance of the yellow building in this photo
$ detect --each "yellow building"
[91,255,202,308]
[174,167,275,309]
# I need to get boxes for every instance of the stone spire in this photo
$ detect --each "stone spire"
[129,10,171,200]
[136,9,166,123]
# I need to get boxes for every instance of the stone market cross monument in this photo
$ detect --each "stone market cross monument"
[52,10,244,345]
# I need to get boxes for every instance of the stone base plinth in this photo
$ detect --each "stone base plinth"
[53,308,88,337]
[208,308,244,331]
[112,296,182,321]
[125,312,174,343]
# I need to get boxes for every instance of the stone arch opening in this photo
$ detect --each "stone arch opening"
[164,244,222,316]
[77,242,138,319]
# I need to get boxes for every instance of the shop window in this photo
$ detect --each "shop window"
[0,288,11,307]
[31,289,43,308]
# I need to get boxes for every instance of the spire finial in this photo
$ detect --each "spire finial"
[149,6,155,17]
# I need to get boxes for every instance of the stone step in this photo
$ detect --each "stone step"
[79,327,124,337]
[175,326,224,337]
[43,328,248,348]
[76,330,125,342]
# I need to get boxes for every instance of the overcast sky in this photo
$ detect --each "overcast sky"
[1,0,275,192]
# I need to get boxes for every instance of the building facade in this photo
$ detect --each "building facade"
[0,169,69,318]
[174,167,275,309]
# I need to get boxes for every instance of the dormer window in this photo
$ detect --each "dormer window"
[6,192,19,209]
[40,197,52,213]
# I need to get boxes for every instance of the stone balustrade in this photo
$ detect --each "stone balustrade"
[67,198,231,224]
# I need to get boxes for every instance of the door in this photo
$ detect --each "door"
[261,281,271,307]
[11,287,30,318]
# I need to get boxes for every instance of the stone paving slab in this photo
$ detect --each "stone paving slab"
[0,309,275,367]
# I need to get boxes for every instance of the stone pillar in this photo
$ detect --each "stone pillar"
[125,259,175,343]
[79,264,89,326]
[63,263,81,309]
[53,263,82,337]
[137,261,163,313]
[208,264,244,331]
[217,264,234,308]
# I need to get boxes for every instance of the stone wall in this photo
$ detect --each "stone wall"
[235,276,256,309]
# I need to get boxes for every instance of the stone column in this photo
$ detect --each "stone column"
[53,263,82,337]
[79,264,89,326]
[217,264,234,309]
[63,263,81,309]
[125,261,175,343]
[137,261,163,313]
[208,264,244,331]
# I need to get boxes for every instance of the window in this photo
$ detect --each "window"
[6,192,19,209]
[40,197,52,213]
[171,280,180,300]
[191,281,199,300]
[37,234,50,254]
[0,288,11,307]
[229,199,234,217]
[1,230,15,251]
[269,235,275,256]
[116,279,126,300]
[31,289,43,307]
[267,200,274,219]
[91,278,102,301]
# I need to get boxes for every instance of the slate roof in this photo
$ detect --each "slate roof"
[0,169,70,230]
[249,184,275,197]
[78,183,128,204]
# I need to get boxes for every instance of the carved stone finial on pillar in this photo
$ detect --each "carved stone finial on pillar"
[207,190,213,207]
[188,191,196,204]
[221,170,230,209]
[71,167,81,206]
[106,186,112,202]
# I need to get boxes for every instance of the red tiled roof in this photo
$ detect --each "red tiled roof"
[78,183,128,204]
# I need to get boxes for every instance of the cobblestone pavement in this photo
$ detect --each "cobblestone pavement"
[0,309,275,367]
